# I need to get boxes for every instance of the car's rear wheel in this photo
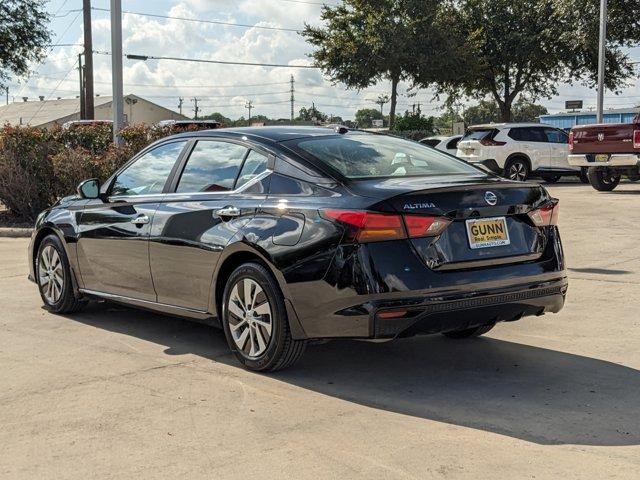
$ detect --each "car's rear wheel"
[36,235,86,314]
[222,263,306,372]
[540,174,561,183]
[443,323,495,339]
[504,158,530,181]
[587,167,621,191]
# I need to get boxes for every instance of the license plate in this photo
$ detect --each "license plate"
[466,217,510,249]
[595,154,610,162]
[463,148,474,155]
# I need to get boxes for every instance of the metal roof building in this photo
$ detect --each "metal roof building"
[0,94,187,128]
[540,107,640,130]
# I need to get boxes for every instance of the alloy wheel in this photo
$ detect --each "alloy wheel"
[227,278,273,358]
[508,162,527,181]
[39,245,64,304]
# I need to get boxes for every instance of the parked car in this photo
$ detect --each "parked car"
[456,123,585,183]
[419,135,462,155]
[28,127,567,371]
[568,116,640,191]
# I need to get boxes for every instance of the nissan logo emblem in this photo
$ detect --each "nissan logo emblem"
[484,191,498,205]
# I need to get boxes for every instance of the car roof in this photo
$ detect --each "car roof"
[468,122,554,129]
[167,125,342,144]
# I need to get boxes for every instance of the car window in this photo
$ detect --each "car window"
[288,133,481,179]
[176,141,248,193]
[420,139,440,147]
[111,141,186,196]
[446,137,461,150]
[236,150,269,189]
[508,127,547,142]
[544,127,568,144]
[462,129,496,141]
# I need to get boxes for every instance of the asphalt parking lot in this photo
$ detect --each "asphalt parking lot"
[2,182,639,479]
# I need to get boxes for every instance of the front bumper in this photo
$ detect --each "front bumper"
[568,153,640,168]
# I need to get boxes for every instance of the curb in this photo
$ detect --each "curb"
[0,228,33,238]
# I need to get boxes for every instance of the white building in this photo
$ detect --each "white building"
[0,94,188,128]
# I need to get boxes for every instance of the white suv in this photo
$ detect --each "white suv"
[456,123,582,182]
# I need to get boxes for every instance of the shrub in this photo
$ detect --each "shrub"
[0,125,59,220]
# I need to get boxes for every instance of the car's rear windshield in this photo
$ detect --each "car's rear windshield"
[462,128,496,141]
[287,133,481,179]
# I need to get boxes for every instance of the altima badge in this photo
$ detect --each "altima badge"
[484,191,498,206]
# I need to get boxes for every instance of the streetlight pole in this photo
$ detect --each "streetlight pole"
[110,0,125,144]
[596,0,607,123]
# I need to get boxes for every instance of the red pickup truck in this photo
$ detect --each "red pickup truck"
[568,116,640,191]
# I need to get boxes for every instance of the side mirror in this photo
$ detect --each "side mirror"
[77,178,100,199]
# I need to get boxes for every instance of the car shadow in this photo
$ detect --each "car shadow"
[569,267,632,275]
[67,302,640,447]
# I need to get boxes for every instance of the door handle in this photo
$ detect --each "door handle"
[215,206,241,218]
[131,214,150,226]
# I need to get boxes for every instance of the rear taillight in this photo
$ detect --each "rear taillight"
[568,131,574,151]
[480,138,506,146]
[633,130,640,149]
[322,210,451,243]
[528,202,559,227]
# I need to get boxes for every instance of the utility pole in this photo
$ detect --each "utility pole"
[83,0,94,119]
[245,100,253,123]
[191,98,200,119]
[178,97,184,115]
[78,53,85,119]
[110,0,125,144]
[290,75,295,122]
[596,0,607,123]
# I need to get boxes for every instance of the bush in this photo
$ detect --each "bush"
[0,123,169,222]
[0,125,59,220]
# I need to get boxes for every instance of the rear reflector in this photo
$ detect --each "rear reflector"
[528,202,559,226]
[322,209,451,243]
[634,130,640,149]
[568,131,574,151]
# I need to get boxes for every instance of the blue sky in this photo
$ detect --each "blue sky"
[8,0,640,121]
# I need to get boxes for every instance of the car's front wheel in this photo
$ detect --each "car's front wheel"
[587,167,621,191]
[36,235,86,314]
[443,323,495,339]
[222,263,306,372]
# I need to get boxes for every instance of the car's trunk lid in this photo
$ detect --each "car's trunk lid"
[356,178,552,270]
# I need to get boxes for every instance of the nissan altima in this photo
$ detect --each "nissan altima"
[28,127,567,371]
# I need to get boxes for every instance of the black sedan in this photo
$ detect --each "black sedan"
[28,127,567,371]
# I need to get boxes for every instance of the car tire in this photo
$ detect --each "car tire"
[36,234,87,314]
[222,262,306,372]
[442,323,495,339]
[579,168,590,184]
[504,157,530,181]
[540,174,561,183]
[587,167,621,192]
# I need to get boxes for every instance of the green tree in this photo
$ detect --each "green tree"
[355,108,384,128]
[200,112,232,125]
[302,0,453,128]
[512,98,548,122]
[432,0,638,122]
[0,0,50,88]
[296,105,327,122]
[463,100,501,125]
[392,110,435,134]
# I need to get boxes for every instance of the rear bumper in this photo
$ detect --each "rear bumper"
[568,153,640,168]
[463,158,503,174]
[372,279,567,338]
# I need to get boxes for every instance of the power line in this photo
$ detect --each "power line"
[121,53,318,69]
[90,7,301,32]
[26,59,80,124]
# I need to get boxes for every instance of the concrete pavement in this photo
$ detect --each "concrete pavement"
[1,182,639,479]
